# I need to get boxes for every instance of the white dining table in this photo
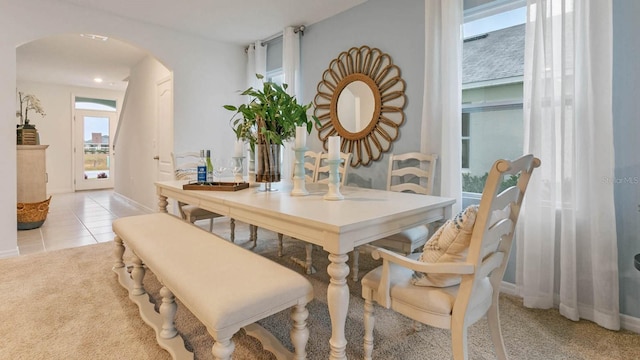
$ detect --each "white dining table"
[155,180,455,360]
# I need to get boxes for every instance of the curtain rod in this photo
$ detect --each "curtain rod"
[261,25,305,45]
[244,25,305,53]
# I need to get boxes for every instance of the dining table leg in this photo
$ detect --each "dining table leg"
[327,252,349,360]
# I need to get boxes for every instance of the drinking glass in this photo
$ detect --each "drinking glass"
[213,158,231,183]
[232,157,244,184]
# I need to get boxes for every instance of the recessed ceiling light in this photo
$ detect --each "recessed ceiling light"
[94,78,103,83]
[80,33,109,41]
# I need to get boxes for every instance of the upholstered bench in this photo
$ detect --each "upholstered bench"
[112,213,314,360]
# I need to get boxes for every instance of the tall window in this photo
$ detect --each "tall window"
[265,36,284,85]
[462,2,526,198]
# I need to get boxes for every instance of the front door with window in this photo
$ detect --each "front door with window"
[74,109,115,190]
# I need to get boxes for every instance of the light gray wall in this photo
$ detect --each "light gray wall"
[300,0,425,190]
[613,0,640,319]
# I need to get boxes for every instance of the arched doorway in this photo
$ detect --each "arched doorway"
[16,34,172,197]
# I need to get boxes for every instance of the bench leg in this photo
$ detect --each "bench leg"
[159,286,178,339]
[249,225,258,249]
[131,253,146,296]
[211,337,235,360]
[230,218,235,243]
[290,303,310,360]
[278,233,284,257]
[113,235,125,270]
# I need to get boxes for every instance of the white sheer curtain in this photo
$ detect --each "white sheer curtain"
[246,41,266,176]
[421,0,463,214]
[282,26,300,180]
[516,0,619,330]
[246,41,267,90]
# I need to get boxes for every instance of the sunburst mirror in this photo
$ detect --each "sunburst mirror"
[314,45,406,167]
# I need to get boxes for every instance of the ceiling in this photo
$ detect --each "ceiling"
[17,0,367,91]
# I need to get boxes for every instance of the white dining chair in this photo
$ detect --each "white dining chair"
[352,152,438,281]
[361,154,540,360]
[314,152,352,185]
[274,151,351,275]
[172,152,236,239]
[271,150,322,254]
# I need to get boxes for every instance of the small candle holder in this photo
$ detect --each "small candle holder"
[232,156,245,184]
[323,158,344,201]
[291,146,309,196]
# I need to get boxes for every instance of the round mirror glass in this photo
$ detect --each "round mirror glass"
[336,80,375,133]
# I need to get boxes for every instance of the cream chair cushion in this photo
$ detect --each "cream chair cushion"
[412,205,478,287]
[362,253,493,317]
[369,226,429,254]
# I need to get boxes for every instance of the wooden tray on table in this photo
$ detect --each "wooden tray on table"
[182,181,249,192]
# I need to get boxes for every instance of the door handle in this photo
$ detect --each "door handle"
[153,156,160,160]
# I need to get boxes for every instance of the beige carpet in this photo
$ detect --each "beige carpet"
[1,222,639,359]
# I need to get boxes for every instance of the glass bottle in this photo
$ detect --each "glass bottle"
[206,150,214,183]
[197,150,207,184]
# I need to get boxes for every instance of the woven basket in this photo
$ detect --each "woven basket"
[17,196,51,230]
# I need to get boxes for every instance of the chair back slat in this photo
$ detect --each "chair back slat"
[477,251,504,279]
[391,183,429,195]
[386,152,438,195]
[493,186,520,213]
[482,218,514,258]
[304,151,321,182]
[391,166,430,179]
[315,152,351,186]
[172,152,202,181]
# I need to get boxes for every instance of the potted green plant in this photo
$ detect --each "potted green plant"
[224,74,319,183]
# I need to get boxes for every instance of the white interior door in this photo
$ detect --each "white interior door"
[156,76,174,182]
[156,76,176,214]
[74,110,116,190]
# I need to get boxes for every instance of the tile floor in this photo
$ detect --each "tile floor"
[17,189,152,255]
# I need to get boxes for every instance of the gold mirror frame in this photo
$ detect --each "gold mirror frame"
[314,46,406,167]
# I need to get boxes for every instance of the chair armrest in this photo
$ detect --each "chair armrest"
[365,245,475,308]
[366,245,475,275]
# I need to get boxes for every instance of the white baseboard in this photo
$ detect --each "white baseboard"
[0,247,20,259]
[501,281,640,334]
[500,281,518,296]
[112,192,154,214]
[47,187,74,195]
[621,313,640,334]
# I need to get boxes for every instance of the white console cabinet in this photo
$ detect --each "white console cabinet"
[17,145,49,204]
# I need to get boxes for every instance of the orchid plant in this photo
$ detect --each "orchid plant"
[16,91,46,127]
